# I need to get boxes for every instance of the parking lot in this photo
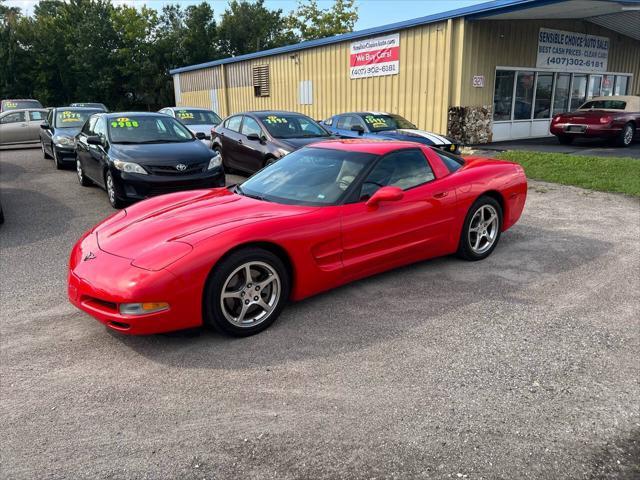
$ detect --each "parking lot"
[1,145,639,479]
[477,137,640,159]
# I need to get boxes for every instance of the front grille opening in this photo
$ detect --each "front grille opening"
[108,321,131,330]
[82,296,118,312]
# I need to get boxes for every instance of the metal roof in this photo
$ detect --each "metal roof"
[169,0,637,75]
[169,0,556,74]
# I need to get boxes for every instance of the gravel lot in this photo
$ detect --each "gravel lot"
[1,145,639,479]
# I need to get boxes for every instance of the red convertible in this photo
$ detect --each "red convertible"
[68,140,527,336]
[550,95,640,147]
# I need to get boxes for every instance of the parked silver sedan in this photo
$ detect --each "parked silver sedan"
[158,106,221,147]
[0,108,48,145]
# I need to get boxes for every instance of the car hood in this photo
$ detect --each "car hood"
[95,188,313,264]
[371,129,451,146]
[110,141,212,165]
[56,126,83,137]
[276,136,333,151]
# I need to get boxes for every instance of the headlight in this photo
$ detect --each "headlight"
[208,153,222,170]
[276,147,291,157]
[119,302,169,316]
[54,136,74,147]
[113,160,147,175]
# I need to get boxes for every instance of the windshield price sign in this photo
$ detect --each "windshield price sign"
[350,33,400,79]
[537,28,608,73]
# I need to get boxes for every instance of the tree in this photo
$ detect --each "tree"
[218,0,297,56]
[288,0,358,41]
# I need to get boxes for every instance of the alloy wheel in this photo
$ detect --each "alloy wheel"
[219,261,281,328]
[623,125,633,145]
[76,159,83,183]
[468,204,499,255]
[106,173,116,204]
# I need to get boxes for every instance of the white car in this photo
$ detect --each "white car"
[159,107,222,147]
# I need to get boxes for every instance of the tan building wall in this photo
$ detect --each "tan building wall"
[459,19,640,107]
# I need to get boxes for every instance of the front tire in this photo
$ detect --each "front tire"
[53,149,64,170]
[105,170,125,209]
[615,123,635,147]
[203,248,290,337]
[457,196,503,261]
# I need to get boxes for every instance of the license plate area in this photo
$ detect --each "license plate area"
[565,125,586,133]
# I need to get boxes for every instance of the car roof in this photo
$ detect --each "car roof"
[104,112,167,119]
[54,106,103,111]
[309,139,427,155]
[246,110,312,117]
[332,111,391,117]
[587,95,640,111]
[170,106,212,111]
[0,108,47,114]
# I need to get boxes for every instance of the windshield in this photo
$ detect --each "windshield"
[55,109,99,128]
[362,113,416,132]
[108,115,194,144]
[2,100,43,111]
[239,147,376,206]
[174,109,221,126]
[579,100,626,110]
[256,113,329,139]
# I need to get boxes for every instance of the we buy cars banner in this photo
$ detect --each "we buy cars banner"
[350,33,400,79]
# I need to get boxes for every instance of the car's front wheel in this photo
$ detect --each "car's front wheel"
[105,171,125,209]
[616,122,635,147]
[204,248,290,337]
[53,149,64,170]
[457,196,503,261]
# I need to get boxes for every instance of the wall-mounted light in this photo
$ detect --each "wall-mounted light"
[290,53,300,65]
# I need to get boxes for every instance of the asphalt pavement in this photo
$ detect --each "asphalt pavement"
[1,145,639,479]
[476,136,640,159]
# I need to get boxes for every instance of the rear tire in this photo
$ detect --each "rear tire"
[105,170,126,209]
[203,248,290,337]
[53,149,63,170]
[558,135,573,145]
[77,158,92,186]
[457,196,503,261]
[215,146,232,174]
[42,141,51,159]
[615,123,635,147]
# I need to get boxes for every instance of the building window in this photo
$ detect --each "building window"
[534,73,553,119]
[570,74,587,110]
[614,76,629,95]
[493,70,515,121]
[553,73,571,115]
[588,75,602,98]
[252,65,270,97]
[514,71,535,120]
[601,75,615,96]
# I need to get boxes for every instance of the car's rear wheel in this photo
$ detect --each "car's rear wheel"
[457,196,503,261]
[616,122,635,147]
[76,158,92,186]
[203,248,290,337]
[558,135,573,145]
[41,141,51,159]
[214,146,232,173]
[105,171,125,209]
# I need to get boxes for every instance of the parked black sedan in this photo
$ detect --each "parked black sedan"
[40,107,103,169]
[211,111,332,174]
[75,112,225,208]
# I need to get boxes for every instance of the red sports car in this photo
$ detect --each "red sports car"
[68,140,527,336]
[550,95,640,147]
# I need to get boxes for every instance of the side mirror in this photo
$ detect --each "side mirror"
[86,135,103,146]
[366,186,404,208]
[195,132,206,140]
[40,122,50,130]
[246,132,261,142]
[351,125,365,135]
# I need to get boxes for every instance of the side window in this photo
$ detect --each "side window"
[82,115,98,135]
[29,111,45,121]
[324,117,333,126]
[226,115,242,132]
[351,115,367,130]
[94,118,108,140]
[0,111,25,124]
[241,116,262,137]
[47,110,53,125]
[359,149,435,200]
[336,116,349,129]
[434,150,464,173]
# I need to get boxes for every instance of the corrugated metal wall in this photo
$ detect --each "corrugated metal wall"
[174,19,457,135]
[172,17,639,133]
[460,19,640,106]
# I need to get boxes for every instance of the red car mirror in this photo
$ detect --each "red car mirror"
[366,186,404,208]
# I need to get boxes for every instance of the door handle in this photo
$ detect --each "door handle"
[237,139,243,145]
[433,191,448,199]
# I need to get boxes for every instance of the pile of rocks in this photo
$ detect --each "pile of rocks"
[447,105,493,145]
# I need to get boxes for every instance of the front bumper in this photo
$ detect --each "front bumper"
[113,166,225,200]
[68,232,203,335]
[54,146,77,162]
[550,123,620,139]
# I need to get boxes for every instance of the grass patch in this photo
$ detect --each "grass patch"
[495,150,640,197]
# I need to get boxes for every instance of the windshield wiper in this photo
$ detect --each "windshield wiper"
[235,184,269,202]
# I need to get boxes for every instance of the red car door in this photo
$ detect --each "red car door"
[339,147,459,282]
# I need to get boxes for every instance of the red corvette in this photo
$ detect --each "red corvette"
[68,140,527,336]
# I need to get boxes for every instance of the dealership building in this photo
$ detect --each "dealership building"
[169,0,640,143]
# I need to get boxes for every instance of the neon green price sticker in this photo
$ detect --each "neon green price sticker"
[61,111,82,122]
[364,115,389,128]
[177,111,194,120]
[111,117,139,128]
[5,101,17,108]
[264,115,288,124]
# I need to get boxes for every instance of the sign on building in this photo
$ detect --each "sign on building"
[350,33,400,79]
[536,28,609,73]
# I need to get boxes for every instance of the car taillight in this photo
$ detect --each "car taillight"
[599,115,612,124]
[552,115,561,124]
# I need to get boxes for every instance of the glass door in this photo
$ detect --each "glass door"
[587,75,602,99]
[570,74,587,110]
[553,73,571,115]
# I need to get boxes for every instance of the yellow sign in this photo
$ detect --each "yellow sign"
[177,111,194,120]
[264,115,288,124]
[61,111,82,122]
[364,115,388,128]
